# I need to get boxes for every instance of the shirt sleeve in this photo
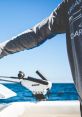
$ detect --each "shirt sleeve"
[0,0,67,58]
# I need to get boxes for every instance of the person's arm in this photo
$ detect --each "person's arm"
[0,0,67,58]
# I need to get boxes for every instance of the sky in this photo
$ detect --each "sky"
[0,0,73,83]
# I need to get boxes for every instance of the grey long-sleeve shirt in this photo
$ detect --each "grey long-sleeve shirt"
[0,0,67,58]
[0,0,82,101]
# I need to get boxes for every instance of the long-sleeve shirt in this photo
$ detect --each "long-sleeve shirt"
[0,0,82,101]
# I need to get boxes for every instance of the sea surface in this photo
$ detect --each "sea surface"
[0,83,79,103]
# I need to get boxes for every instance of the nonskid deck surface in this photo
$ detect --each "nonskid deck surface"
[0,101,81,117]
[0,84,16,99]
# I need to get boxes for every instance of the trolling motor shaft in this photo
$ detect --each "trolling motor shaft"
[36,70,47,81]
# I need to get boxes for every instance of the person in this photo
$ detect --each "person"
[0,0,82,115]
[18,71,25,79]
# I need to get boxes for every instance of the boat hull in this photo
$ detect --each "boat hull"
[0,101,80,117]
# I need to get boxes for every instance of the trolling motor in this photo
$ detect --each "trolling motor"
[0,70,52,101]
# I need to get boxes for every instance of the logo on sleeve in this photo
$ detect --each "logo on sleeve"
[68,0,81,14]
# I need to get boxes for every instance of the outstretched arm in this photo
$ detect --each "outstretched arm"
[0,1,67,58]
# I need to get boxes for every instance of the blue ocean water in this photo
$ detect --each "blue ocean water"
[0,83,79,103]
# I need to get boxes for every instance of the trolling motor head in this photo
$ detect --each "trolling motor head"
[18,71,25,79]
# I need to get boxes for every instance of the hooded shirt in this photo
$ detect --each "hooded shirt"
[0,0,82,101]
